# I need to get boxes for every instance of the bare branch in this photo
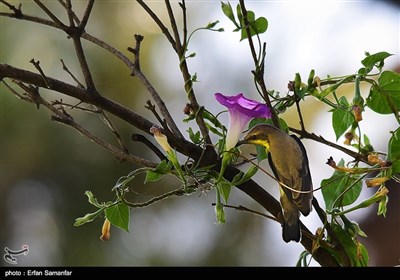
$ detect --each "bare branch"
[11,80,157,167]
[145,100,167,129]
[0,0,22,17]
[57,0,80,25]
[79,0,94,29]
[289,126,369,164]
[1,64,154,134]
[29,59,52,88]
[33,0,66,29]
[165,0,182,51]
[137,0,177,53]
[60,59,84,88]
[238,0,280,128]
[127,34,144,72]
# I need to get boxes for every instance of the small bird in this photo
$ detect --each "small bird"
[236,124,313,242]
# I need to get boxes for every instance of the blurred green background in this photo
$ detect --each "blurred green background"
[1,1,399,266]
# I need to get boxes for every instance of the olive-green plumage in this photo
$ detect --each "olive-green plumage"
[237,124,313,242]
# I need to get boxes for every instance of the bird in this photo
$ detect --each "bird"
[236,124,313,242]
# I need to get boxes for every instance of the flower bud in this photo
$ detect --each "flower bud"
[150,125,172,153]
[100,218,111,241]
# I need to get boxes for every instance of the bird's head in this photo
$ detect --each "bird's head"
[236,124,276,150]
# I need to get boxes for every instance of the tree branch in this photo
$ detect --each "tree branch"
[238,0,280,128]
[289,127,369,164]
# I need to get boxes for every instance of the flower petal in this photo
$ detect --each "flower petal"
[215,92,271,149]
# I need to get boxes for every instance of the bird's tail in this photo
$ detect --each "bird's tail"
[280,189,301,242]
[282,218,301,243]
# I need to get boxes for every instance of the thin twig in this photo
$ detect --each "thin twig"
[65,0,75,27]
[60,59,84,88]
[214,202,279,222]
[0,0,21,17]
[121,187,194,208]
[70,34,96,90]
[33,0,66,29]
[57,0,80,25]
[289,127,369,164]
[238,0,279,128]
[29,59,52,88]
[2,80,30,101]
[127,34,144,72]
[79,0,94,29]
[145,100,167,129]
[295,97,306,131]
[12,80,156,167]
[165,0,182,51]
[137,0,177,52]
[179,1,188,51]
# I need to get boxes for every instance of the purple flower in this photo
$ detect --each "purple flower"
[215,93,271,150]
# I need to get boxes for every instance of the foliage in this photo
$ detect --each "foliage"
[1,0,398,267]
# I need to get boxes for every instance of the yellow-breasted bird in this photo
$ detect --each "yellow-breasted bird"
[236,124,313,242]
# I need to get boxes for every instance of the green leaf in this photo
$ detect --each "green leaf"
[332,96,354,140]
[218,181,232,204]
[221,2,238,27]
[232,165,258,186]
[331,224,369,267]
[188,127,201,144]
[377,193,388,217]
[388,129,400,174]
[361,51,392,73]
[85,190,102,208]
[320,76,354,98]
[321,159,362,211]
[366,71,400,114]
[206,20,219,29]
[105,203,130,232]
[74,208,104,227]
[144,170,164,183]
[240,11,268,41]
[144,160,173,184]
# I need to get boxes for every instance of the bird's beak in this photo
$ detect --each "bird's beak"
[235,139,247,147]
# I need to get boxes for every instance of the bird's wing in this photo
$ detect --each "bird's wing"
[290,135,313,215]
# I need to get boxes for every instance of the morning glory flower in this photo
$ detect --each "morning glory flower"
[215,93,271,150]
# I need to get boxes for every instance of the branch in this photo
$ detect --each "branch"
[121,186,193,208]
[79,0,94,29]
[289,127,369,164]
[33,0,66,29]
[165,0,182,51]
[1,64,154,135]
[136,0,177,53]
[12,80,156,167]
[238,0,280,128]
